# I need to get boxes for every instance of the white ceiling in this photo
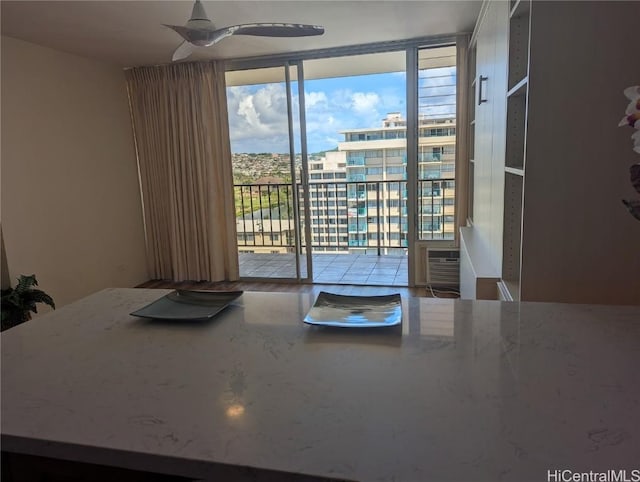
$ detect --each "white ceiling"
[0,1,481,68]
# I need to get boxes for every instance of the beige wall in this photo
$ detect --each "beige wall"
[1,36,148,308]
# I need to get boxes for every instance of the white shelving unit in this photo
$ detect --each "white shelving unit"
[500,0,531,301]
[508,0,530,90]
[460,0,509,300]
[466,0,639,304]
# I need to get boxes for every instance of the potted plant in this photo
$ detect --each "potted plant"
[1,274,55,332]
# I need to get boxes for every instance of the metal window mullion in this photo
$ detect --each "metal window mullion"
[296,61,313,281]
[285,64,302,279]
[406,46,418,286]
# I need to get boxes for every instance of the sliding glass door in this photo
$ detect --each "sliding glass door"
[301,51,408,285]
[225,42,457,287]
[226,64,312,281]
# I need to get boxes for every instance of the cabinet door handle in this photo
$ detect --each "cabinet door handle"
[478,75,488,105]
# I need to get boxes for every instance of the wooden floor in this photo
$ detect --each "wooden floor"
[137,279,460,299]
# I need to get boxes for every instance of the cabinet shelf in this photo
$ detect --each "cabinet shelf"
[507,77,528,98]
[507,0,531,91]
[510,0,531,19]
[498,279,520,301]
[504,166,524,176]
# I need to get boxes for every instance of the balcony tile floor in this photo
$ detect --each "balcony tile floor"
[239,253,408,286]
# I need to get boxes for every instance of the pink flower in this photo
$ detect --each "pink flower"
[619,85,640,128]
[632,130,640,154]
[620,87,640,222]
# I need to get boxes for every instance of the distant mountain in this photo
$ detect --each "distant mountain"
[311,147,339,156]
[232,150,336,184]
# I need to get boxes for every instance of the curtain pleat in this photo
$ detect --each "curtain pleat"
[455,35,470,236]
[126,62,239,282]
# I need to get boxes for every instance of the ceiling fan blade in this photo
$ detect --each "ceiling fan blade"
[163,0,325,56]
[163,24,216,46]
[172,41,195,61]
[226,23,325,38]
[163,24,193,42]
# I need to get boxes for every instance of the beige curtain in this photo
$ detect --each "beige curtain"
[455,34,471,238]
[126,62,238,282]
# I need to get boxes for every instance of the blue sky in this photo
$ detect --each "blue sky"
[226,67,455,154]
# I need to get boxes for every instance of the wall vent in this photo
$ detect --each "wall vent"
[426,248,460,286]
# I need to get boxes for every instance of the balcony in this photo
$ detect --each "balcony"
[347,188,366,200]
[348,222,367,232]
[347,173,366,182]
[347,156,365,166]
[237,252,408,285]
[348,239,367,247]
[420,153,442,162]
[348,207,366,216]
[234,178,455,280]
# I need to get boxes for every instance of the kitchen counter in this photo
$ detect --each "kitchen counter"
[2,288,639,481]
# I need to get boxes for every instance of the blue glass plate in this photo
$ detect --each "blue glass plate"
[304,291,402,328]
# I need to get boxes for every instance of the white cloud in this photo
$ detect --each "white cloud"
[328,89,355,110]
[351,92,380,114]
[227,71,410,152]
[305,91,328,108]
[227,84,291,152]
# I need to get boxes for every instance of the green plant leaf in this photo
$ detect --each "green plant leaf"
[25,289,56,310]
[1,275,54,332]
[14,274,37,295]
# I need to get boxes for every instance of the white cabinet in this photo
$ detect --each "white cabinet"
[463,0,530,302]
[460,0,509,300]
[465,0,640,304]
[500,0,530,300]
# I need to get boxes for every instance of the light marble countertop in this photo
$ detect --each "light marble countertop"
[2,288,639,481]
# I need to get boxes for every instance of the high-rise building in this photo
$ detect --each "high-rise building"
[339,113,456,254]
[307,151,349,252]
[237,113,456,255]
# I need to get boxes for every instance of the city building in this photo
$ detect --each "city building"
[308,151,349,253]
[236,113,456,256]
[339,113,456,254]
[236,218,296,255]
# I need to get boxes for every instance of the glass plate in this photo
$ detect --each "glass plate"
[130,290,243,321]
[303,291,402,328]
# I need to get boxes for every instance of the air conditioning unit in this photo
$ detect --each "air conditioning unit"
[426,248,460,286]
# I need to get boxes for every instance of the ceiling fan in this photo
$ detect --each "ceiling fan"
[164,0,325,61]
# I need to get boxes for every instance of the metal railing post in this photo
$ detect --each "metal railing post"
[234,177,453,250]
[376,182,381,256]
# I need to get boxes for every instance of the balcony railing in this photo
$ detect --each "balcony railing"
[235,179,455,253]
[347,156,365,166]
[347,173,366,182]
